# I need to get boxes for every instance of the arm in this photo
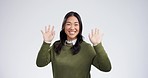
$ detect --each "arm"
[36,25,55,67]
[36,42,51,67]
[92,43,111,72]
[89,28,111,72]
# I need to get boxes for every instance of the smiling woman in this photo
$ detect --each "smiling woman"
[64,16,80,40]
[36,11,111,78]
[56,11,83,55]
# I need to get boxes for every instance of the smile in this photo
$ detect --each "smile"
[69,31,76,35]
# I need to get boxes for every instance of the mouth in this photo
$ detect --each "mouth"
[69,31,76,35]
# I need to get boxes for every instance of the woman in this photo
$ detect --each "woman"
[36,11,111,78]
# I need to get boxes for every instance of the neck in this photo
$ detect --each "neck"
[66,38,77,45]
[67,37,77,41]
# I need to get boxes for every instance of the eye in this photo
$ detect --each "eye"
[66,23,71,26]
[75,23,79,26]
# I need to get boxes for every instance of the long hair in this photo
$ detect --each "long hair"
[53,11,83,55]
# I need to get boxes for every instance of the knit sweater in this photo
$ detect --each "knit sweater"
[36,41,111,78]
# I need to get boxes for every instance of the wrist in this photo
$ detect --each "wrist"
[44,40,51,44]
[93,42,100,46]
[93,43,98,46]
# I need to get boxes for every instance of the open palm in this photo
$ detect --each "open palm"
[41,25,55,42]
[89,28,103,46]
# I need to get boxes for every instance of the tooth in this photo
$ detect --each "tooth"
[70,32,75,35]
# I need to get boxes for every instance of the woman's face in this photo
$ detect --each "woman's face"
[64,16,80,40]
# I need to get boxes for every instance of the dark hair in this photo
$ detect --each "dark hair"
[53,11,83,55]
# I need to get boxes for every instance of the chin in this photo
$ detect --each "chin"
[67,36,77,40]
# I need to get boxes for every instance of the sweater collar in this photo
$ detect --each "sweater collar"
[65,39,77,45]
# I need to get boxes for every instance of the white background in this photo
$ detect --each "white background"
[0,0,148,78]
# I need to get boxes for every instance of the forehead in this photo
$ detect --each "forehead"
[66,16,79,23]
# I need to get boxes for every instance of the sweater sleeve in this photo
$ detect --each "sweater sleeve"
[92,43,112,72]
[36,42,51,67]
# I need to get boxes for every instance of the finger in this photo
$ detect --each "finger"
[98,26,104,35]
[51,26,54,32]
[41,30,44,35]
[52,30,55,36]
[99,29,103,36]
[91,29,93,36]
[45,26,47,32]
[88,33,91,40]
[97,28,99,35]
[95,28,97,34]
[48,25,50,31]
[94,28,96,35]
[92,29,94,35]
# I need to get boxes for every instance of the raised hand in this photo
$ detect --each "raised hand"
[41,25,55,43]
[89,28,103,46]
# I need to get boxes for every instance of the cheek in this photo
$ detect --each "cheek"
[64,26,70,30]
[76,26,80,32]
[64,27,69,33]
[64,27,70,35]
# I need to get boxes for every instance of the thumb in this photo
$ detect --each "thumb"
[41,30,44,35]
[88,33,92,41]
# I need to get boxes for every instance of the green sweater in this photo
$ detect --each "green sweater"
[36,41,111,78]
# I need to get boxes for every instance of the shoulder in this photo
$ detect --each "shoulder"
[80,41,96,56]
[80,41,92,48]
[52,40,61,48]
[53,40,61,45]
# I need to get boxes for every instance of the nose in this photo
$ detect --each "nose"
[70,25,75,30]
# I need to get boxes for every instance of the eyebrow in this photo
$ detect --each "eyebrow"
[66,22,79,23]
